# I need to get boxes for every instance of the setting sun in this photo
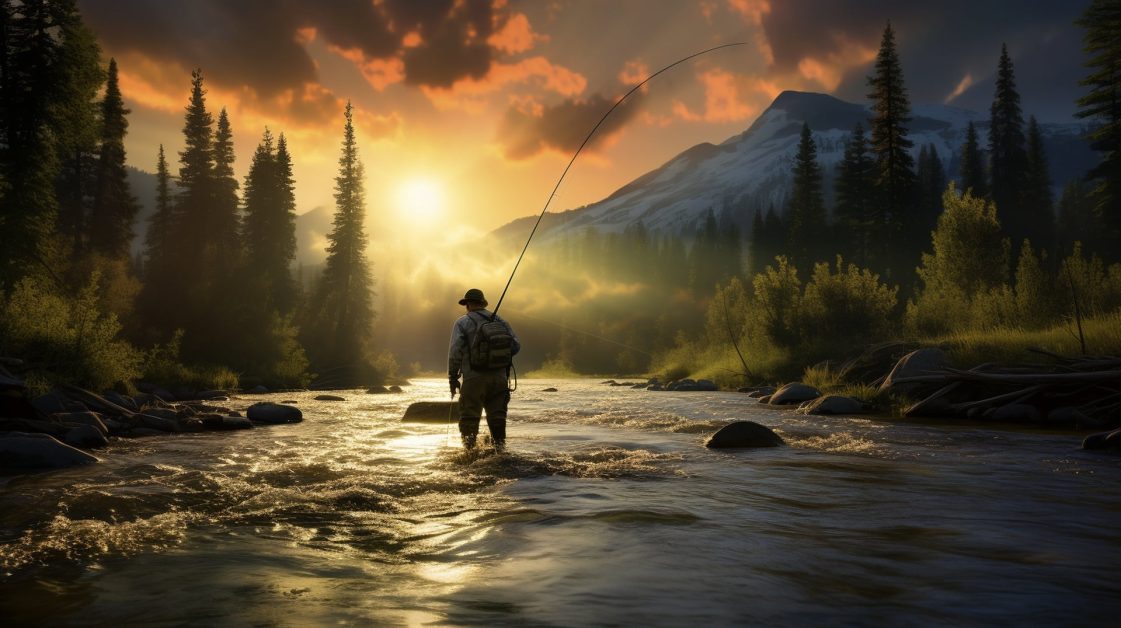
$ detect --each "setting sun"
[395,177,445,224]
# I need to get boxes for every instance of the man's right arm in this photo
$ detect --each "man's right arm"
[448,317,467,378]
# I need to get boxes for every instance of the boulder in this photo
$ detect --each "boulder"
[130,413,181,432]
[0,417,67,436]
[744,387,776,398]
[646,384,664,391]
[246,402,303,424]
[31,392,86,417]
[389,385,403,393]
[695,379,719,391]
[991,403,1042,423]
[220,416,254,430]
[366,386,391,394]
[49,411,108,436]
[247,385,269,394]
[195,390,227,400]
[61,424,109,449]
[141,407,181,421]
[1082,428,1121,452]
[768,383,821,405]
[179,417,205,432]
[705,421,785,448]
[0,432,99,468]
[314,394,346,401]
[542,387,558,392]
[878,348,949,397]
[103,391,139,412]
[757,394,772,404]
[799,395,874,415]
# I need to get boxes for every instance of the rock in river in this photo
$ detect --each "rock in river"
[798,395,873,415]
[768,382,821,405]
[0,431,99,468]
[314,394,346,401]
[705,421,785,448]
[247,402,303,424]
[1082,428,1121,452]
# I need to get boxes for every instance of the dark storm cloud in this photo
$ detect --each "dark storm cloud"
[758,0,1091,120]
[499,92,645,161]
[78,0,507,104]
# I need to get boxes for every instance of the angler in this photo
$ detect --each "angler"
[448,288,520,450]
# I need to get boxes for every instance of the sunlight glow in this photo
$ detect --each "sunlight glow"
[396,177,445,225]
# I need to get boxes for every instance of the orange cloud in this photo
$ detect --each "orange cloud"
[945,73,974,104]
[619,60,649,86]
[421,56,586,112]
[488,12,544,54]
[672,68,758,123]
[794,37,877,91]
[726,0,774,65]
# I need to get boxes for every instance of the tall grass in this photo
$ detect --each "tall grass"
[935,310,1121,367]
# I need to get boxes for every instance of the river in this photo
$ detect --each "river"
[1,379,1119,626]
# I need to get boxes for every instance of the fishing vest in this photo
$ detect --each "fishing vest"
[467,312,515,371]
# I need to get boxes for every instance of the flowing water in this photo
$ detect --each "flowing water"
[1,379,1119,626]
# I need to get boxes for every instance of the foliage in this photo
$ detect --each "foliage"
[142,330,239,392]
[988,43,1028,247]
[799,257,899,354]
[0,274,142,393]
[750,256,802,349]
[1076,0,1121,249]
[786,123,826,273]
[88,58,140,259]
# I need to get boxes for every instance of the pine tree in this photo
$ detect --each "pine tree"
[243,129,298,315]
[211,107,240,260]
[1022,116,1055,252]
[50,0,102,257]
[834,123,875,267]
[748,207,766,275]
[786,123,826,273]
[866,21,916,277]
[0,0,61,287]
[915,143,946,241]
[308,101,375,373]
[144,144,173,268]
[88,58,139,259]
[959,121,988,197]
[988,44,1029,248]
[1075,0,1121,253]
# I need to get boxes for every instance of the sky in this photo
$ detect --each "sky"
[78,0,1093,247]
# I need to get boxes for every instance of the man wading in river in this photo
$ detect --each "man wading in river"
[448,288,520,450]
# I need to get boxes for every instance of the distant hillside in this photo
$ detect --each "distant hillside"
[494,90,1098,243]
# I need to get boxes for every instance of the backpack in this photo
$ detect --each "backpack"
[467,312,514,370]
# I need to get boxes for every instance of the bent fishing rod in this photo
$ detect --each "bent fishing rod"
[488,42,748,320]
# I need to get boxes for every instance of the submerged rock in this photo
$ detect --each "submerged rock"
[247,402,303,424]
[542,387,558,392]
[0,431,99,468]
[768,383,821,405]
[799,395,874,415]
[314,394,346,401]
[389,385,403,393]
[1082,428,1121,452]
[706,421,784,448]
[366,386,391,394]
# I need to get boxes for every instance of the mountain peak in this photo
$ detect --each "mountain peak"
[759,90,869,132]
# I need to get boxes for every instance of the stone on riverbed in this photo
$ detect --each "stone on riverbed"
[402,401,456,422]
[768,382,821,405]
[705,421,785,448]
[62,424,109,449]
[0,431,99,468]
[314,394,346,401]
[247,402,303,424]
[798,395,873,415]
[1082,428,1121,452]
[130,413,181,432]
[49,411,109,436]
[878,348,948,397]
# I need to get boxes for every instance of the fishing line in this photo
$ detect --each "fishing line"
[489,41,748,319]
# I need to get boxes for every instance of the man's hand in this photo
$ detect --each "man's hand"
[449,376,460,398]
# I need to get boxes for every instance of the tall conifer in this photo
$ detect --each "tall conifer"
[866,21,916,276]
[786,123,826,273]
[959,121,988,197]
[988,44,1029,247]
[144,144,173,268]
[211,107,240,259]
[309,101,375,371]
[834,123,875,266]
[1075,0,1121,253]
[88,58,139,259]
[916,143,946,240]
[1022,116,1055,251]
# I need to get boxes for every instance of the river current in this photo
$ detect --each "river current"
[1,379,1119,626]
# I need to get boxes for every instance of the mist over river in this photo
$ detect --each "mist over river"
[2,379,1119,626]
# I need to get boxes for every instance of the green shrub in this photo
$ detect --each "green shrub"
[0,274,142,394]
[142,330,240,391]
[751,256,802,349]
[799,256,898,353]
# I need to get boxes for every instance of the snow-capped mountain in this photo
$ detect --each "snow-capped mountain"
[497,90,1096,241]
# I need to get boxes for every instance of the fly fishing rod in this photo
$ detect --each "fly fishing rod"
[489,41,748,320]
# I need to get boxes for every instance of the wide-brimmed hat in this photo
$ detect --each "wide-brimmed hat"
[458,288,488,306]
